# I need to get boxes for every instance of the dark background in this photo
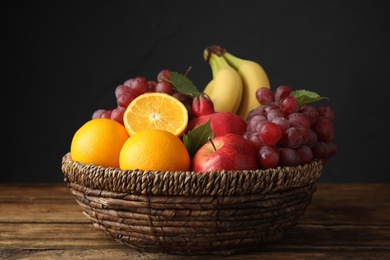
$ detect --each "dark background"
[3,0,389,183]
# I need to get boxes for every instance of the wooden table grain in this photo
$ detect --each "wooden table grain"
[1,183,389,259]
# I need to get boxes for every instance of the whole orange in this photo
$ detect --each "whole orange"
[70,118,129,168]
[119,129,190,171]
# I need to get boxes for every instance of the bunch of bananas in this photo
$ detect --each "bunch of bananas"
[203,45,270,120]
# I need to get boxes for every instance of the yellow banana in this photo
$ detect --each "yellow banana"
[202,48,243,114]
[222,49,271,120]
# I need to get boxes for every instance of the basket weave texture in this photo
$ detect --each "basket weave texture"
[61,152,322,255]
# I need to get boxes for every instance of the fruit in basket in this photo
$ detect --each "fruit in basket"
[188,92,246,137]
[205,45,270,120]
[83,45,337,171]
[92,69,194,124]
[187,111,246,137]
[119,129,190,171]
[192,134,258,172]
[223,49,271,121]
[243,86,337,168]
[70,118,129,168]
[202,47,243,114]
[123,92,189,137]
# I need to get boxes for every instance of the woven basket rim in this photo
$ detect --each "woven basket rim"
[61,152,322,196]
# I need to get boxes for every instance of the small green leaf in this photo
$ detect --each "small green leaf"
[183,118,214,158]
[290,89,328,106]
[168,71,202,98]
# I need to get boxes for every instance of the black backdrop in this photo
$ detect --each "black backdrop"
[3,0,389,183]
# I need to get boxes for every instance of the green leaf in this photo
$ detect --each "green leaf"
[290,89,328,106]
[168,71,202,98]
[183,118,214,158]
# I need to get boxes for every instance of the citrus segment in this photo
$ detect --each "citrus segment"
[119,129,190,171]
[70,118,129,168]
[123,92,188,137]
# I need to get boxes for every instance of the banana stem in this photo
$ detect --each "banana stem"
[207,45,225,56]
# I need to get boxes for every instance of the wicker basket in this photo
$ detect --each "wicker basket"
[61,152,322,256]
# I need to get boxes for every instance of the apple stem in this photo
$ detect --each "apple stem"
[208,136,217,152]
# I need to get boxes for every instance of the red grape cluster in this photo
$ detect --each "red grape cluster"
[243,85,337,169]
[91,69,193,124]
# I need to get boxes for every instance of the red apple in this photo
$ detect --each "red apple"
[187,112,246,137]
[192,134,258,172]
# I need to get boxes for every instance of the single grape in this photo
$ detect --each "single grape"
[155,80,174,95]
[110,107,126,124]
[271,117,290,136]
[147,80,157,92]
[297,145,313,164]
[280,95,299,115]
[92,109,106,119]
[246,106,266,123]
[281,127,303,148]
[311,141,328,159]
[256,87,275,105]
[172,91,193,119]
[295,123,311,144]
[317,106,335,121]
[263,102,279,113]
[258,121,282,146]
[172,91,193,105]
[157,69,172,82]
[312,116,334,142]
[245,131,266,150]
[117,93,135,108]
[258,145,280,169]
[305,129,318,148]
[266,107,285,121]
[325,141,338,159]
[246,115,267,133]
[128,77,148,96]
[115,84,131,99]
[274,85,292,103]
[288,112,311,127]
[100,110,112,119]
[299,104,319,125]
[123,78,135,87]
[278,147,300,166]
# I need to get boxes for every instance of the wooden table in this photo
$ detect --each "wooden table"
[1,183,389,259]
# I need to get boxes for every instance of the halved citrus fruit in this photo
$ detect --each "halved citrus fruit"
[123,92,189,137]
